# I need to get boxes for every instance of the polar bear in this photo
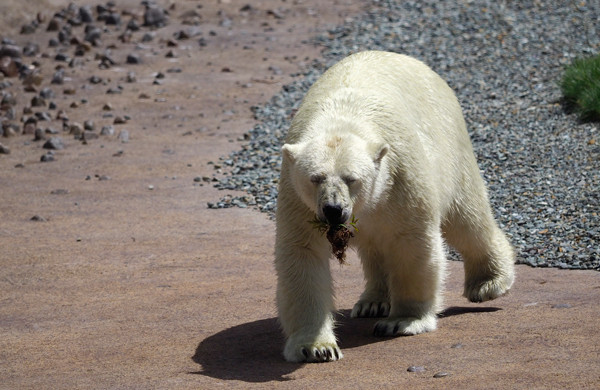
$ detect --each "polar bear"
[274,51,515,363]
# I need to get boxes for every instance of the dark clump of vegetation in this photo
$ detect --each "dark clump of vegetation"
[560,54,600,122]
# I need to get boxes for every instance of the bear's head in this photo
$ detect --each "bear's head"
[282,133,389,226]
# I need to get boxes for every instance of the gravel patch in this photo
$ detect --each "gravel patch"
[212,0,599,271]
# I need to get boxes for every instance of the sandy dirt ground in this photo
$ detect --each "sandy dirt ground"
[1,1,599,389]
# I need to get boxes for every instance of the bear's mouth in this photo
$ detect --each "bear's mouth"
[309,215,358,264]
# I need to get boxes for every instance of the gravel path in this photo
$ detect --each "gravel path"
[212,0,599,270]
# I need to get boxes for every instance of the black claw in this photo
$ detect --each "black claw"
[301,347,309,358]
[314,349,321,359]
[326,348,332,360]
[334,348,340,360]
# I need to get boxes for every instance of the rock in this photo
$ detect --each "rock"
[104,13,121,26]
[47,18,61,32]
[0,57,20,77]
[407,366,426,373]
[43,137,64,150]
[40,151,55,162]
[69,123,83,136]
[126,71,136,83]
[39,88,55,99]
[144,6,168,27]
[118,130,129,143]
[100,125,115,136]
[31,96,46,107]
[126,18,140,31]
[0,142,10,154]
[23,43,40,57]
[126,53,142,64]
[84,26,102,44]
[34,128,46,141]
[30,215,47,222]
[83,120,95,131]
[79,6,94,23]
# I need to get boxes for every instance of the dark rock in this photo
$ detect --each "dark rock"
[54,53,70,63]
[34,128,46,141]
[141,32,154,42]
[126,53,142,64]
[83,120,95,131]
[31,96,46,107]
[126,18,140,31]
[79,6,94,23]
[104,13,121,25]
[40,152,55,162]
[0,142,10,154]
[30,215,47,222]
[35,112,52,122]
[47,18,61,32]
[39,87,55,99]
[144,6,168,27]
[23,43,39,57]
[84,26,102,44]
[43,137,64,150]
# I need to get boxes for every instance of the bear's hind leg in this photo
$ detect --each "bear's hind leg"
[444,204,515,303]
[373,230,445,336]
[351,247,390,318]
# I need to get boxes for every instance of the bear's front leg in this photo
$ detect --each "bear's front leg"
[373,231,446,336]
[275,244,342,363]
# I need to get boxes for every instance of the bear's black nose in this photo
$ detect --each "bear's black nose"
[323,204,344,225]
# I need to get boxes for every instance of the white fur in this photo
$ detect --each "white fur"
[275,51,515,363]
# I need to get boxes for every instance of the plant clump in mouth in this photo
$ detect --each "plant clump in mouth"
[310,215,358,264]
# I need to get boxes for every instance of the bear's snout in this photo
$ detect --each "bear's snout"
[323,204,347,225]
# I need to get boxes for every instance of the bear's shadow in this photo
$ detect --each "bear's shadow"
[190,306,500,383]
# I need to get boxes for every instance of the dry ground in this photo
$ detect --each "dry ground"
[1,1,599,388]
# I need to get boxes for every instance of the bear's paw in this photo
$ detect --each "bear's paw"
[284,341,343,363]
[351,300,390,318]
[464,274,513,303]
[373,314,437,337]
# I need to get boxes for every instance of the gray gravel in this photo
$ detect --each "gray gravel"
[211,0,599,271]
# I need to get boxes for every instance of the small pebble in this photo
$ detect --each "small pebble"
[407,366,426,373]
[433,372,449,378]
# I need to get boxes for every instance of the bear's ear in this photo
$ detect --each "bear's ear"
[281,143,302,164]
[372,143,389,166]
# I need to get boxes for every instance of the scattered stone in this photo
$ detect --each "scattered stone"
[141,32,154,42]
[31,96,46,107]
[100,125,115,136]
[126,71,136,83]
[113,116,127,124]
[407,366,426,373]
[126,53,142,64]
[50,189,69,195]
[104,13,121,26]
[23,43,40,57]
[47,18,61,32]
[0,44,22,58]
[69,123,83,136]
[34,112,52,122]
[79,6,94,23]
[34,128,46,141]
[43,137,64,150]
[126,18,140,31]
[118,130,129,143]
[39,87,55,99]
[551,303,572,309]
[0,57,20,77]
[30,215,47,222]
[144,5,168,27]
[103,103,113,111]
[51,69,65,84]
[83,120,95,131]
[0,143,10,154]
[40,151,55,162]
[22,121,37,135]
[433,372,449,378]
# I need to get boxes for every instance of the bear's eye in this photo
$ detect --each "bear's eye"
[343,176,357,185]
[310,174,325,184]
